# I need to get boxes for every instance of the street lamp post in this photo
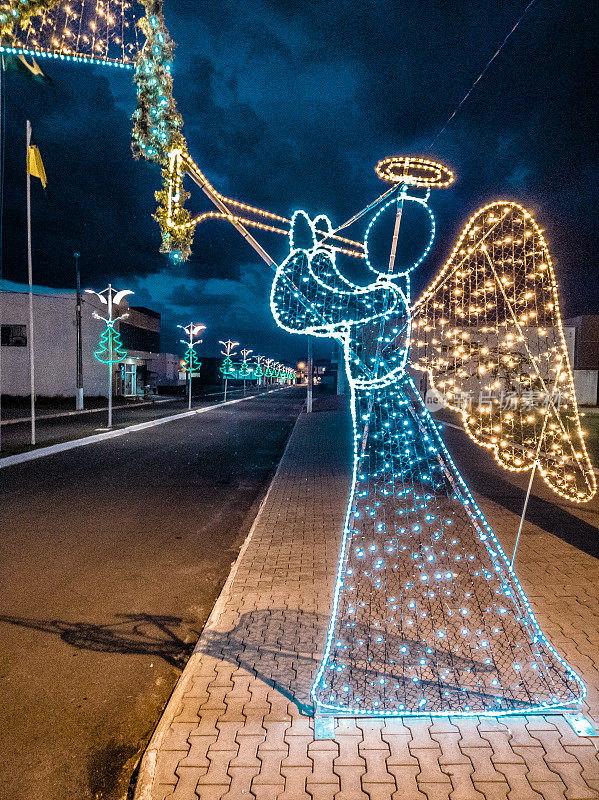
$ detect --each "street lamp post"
[178,322,206,409]
[85,284,133,429]
[264,358,274,386]
[307,337,314,413]
[74,252,83,411]
[219,339,239,402]
[241,348,253,396]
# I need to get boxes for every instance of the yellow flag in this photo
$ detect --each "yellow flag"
[27,145,47,189]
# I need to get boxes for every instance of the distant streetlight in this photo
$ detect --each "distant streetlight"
[178,322,206,409]
[264,357,275,385]
[254,355,264,387]
[240,348,253,396]
[85,284,133,429]
[219,339,239,402]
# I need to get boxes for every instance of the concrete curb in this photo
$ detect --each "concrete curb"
[132,405,305,800]
[0,387,291,470]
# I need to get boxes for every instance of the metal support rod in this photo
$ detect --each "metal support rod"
[26,120,35,445]
[307,337,313,413]
[511,462,536,569]
[511,363,561,568]
[74,251,83,410]
[188,168,277,268]
[224,377,228,403]
[359,190,405,457]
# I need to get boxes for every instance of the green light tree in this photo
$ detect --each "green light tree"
[183,346,201,373]
[94,322,127,364]
[255,361,264,385]
[220,355,234,376]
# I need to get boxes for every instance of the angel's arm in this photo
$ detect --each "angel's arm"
[270,246,402,338]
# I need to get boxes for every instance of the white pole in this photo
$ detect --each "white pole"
[224,376,228,403]
[188,328,192,410]
[0,58,3,451]
[26,120,36,445]
[307,337,313,413]
[107,284,112,428]
[510,462,537,569]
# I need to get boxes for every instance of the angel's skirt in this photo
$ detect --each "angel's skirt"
[311,375,584,716]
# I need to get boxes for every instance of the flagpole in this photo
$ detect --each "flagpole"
[0,57,3,452]
[26,119,36,445]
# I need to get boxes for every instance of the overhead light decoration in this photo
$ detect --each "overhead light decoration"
[270,157,594,717]
[0,0,143,67]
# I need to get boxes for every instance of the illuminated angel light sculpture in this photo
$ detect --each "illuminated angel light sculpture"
[270,156,595,717]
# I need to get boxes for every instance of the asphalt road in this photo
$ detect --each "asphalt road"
[0,384,277,455]
[0,386,304,800]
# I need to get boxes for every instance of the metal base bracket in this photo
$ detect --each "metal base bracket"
[314,711,336,740]
[564,713,598,737]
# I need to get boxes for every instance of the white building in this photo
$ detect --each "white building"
[0,280,180,399]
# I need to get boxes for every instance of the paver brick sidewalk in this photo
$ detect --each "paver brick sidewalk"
[134,396,599,800]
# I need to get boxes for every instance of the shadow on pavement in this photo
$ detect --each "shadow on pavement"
[0,612,196,669]
[198,608,531,716]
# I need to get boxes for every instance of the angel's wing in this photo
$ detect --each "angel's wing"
[410,201,596,503]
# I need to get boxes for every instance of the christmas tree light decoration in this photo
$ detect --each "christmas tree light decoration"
[85,284,133,428]
[270,158,592,718]
[0,0,143,68]
[240,348,253,396]
[219,339,239,402]
[94,319,127,364]
[264,358,275,384]
[254,355,264,386]
[178,321,205,410]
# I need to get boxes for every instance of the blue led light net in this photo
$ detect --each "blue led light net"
[270,198,586,717]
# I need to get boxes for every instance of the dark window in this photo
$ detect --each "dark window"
[119,322,160,353]
[1,324,27,346]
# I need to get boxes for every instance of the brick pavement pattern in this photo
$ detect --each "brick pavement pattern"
[134,397,599,800]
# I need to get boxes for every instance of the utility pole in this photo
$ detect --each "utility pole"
[74,252,83,410]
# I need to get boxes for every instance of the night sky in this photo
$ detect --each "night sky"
[1,0,597,360]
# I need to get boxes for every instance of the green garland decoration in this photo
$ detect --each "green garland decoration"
[132,0,194,261]
[0,0,62,40]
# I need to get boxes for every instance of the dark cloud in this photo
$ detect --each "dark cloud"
[2,0,597,363]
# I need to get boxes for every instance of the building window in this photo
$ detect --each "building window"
[1,324,27,347]
[119,322,160,353]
